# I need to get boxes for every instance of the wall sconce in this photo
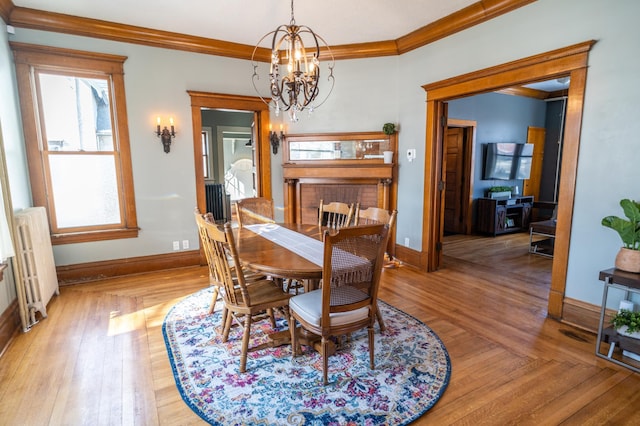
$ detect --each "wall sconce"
[269,124,284,154]
[156,117,176,153]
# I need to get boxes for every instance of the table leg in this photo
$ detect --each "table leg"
[267,328,336,356]
[304,279,320,292]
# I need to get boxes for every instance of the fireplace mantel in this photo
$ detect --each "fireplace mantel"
[283,162,393,180]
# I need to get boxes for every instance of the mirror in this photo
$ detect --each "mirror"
[285,133,394,162]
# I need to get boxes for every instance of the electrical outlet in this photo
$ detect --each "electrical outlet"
[172,241,180,251]
[182,239,189,250]
[404,237,410,246]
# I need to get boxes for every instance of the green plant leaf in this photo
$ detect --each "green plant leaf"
[602,198,640,250]
[611,309,640,334]
[602,216,636,248]
[621,199,640,223]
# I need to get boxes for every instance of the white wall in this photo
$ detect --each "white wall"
[3,0,640,309]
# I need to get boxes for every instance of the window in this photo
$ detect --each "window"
[12,42,138,244]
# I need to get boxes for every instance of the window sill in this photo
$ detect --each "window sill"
[51,228,139,245]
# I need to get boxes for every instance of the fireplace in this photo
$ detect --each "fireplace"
[280,130,398,266]
[281,132,397,226]
[299,183,379,224]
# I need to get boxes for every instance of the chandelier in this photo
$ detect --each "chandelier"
[251,0,335,122]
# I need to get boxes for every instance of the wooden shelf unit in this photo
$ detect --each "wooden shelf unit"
[476,196,533,236]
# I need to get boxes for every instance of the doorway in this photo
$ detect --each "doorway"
[444,119,475,236]
[422,41,595,319]
[188,91,272,223]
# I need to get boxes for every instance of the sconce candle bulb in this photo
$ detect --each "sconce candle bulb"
[155,116,176,153]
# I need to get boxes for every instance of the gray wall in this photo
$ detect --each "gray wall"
[1,0,639,312]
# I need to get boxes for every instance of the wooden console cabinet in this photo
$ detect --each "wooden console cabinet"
[476,196,533,236]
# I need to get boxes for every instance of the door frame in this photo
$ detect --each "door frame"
[421,40,595,319]
[188,91,272,218]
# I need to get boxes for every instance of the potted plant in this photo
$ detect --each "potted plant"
[487,185,512,199]
[602,198,640,273]
[611,309,640,339]
[382,123,396,135]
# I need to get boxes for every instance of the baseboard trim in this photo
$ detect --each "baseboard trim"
[561,297,610,333]
[56,250,202,284]
[394,245,427,270]
[0,299,21,358]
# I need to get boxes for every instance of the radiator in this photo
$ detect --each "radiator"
[205,183,231,223]
[14,207,59,330]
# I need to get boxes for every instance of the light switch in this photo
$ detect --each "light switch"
[407,149,417,162]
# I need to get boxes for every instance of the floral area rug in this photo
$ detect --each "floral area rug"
[162,287,451,425]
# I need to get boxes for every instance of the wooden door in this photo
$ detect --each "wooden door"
[444,127,466,234]
[523,126,545,200]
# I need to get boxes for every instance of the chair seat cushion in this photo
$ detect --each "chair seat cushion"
[289,286,369,327]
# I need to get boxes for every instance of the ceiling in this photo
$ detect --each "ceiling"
[11,0,480,47]
[524,79,570,93]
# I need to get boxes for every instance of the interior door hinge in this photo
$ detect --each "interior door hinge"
[440,115,446,127]
[436,241,443,251]
[438,181,445,191]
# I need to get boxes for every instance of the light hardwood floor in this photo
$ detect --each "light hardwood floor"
[0,233,639,425]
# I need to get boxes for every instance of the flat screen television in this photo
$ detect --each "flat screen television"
[483,142,533,180]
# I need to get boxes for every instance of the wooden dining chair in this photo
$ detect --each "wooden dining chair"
[201,219,293,373]
[289,223,389,385]
[354,205,397,229]
[194,208,264,318]
[235,197,275,228]
[353,205,398,330]
[318,199,355,229]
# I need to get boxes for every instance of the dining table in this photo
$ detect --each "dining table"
[233,222,335,351]
[233,222,328,291]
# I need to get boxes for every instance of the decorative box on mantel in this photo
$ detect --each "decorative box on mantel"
[281,131,398,231]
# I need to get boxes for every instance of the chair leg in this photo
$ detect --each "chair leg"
[375,302,386,332]
[222,309,233,342]
[272,277,285,291]
[239,314,252,373]
[289,314,298,357]
[208,286,220,315]
[322,336,330,386]
[219,306,229,332]
[368,325,375,370]
[267,308,276,328]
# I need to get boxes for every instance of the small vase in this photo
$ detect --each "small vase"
[615,247,640,273]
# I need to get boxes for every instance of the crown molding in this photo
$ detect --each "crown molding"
[397,0,536,53]
[8,0,535,61]
[0,0,12,23]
